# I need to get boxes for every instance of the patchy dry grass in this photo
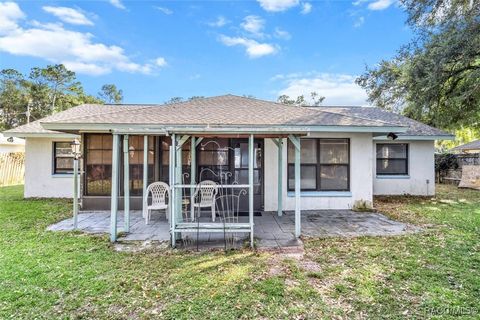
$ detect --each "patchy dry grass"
[301,185,480,318]
[0,184,479,319]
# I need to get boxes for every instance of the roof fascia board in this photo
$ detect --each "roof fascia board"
[2,132,79,138]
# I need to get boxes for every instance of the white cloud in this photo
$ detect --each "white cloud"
[240,15,265,37]
[368,0,395,10]
[207,16,228,27]
[43,6,94,26]
[354,16,365,27]
[0,2,162,76]
[61,61,110,76]
[257,0,299,12]
[219,35,277,58]
[274,27,291,40]
[0,2,25,34]
[155,57,167,67]
[154,6,173,15]
[275,73,368,106]
[352,0,368,6]
[301,3,312,14]
[109,0,126,10]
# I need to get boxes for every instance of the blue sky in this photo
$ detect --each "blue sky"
[0,0,412,105]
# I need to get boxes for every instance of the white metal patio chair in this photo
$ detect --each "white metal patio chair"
[192,180,219,221]
[143,181,170,224]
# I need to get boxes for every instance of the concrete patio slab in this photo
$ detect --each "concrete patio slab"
[47,209,419,249]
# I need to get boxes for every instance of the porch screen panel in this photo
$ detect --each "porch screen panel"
[233,141,262,193]
[159,137,191,184]
[288,138,350,191]
[85,134,112,196]
[198,138,230,183]
[122,135,155,196]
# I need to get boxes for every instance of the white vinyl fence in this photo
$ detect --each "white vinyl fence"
[0,152,25,187]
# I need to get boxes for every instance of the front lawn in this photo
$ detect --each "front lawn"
[0,184,478,319]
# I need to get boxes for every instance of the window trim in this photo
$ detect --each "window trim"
[52,141,74,175]
[287,138,350,192]
[376,143,409,176]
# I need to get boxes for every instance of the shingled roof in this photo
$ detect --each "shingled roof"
[319,106,452,137]
[3,95,451,138]
[451,139,480,152]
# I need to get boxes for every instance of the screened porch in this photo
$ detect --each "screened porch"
[80,130,306,248]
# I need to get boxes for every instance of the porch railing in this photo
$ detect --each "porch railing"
[170,184,253,248]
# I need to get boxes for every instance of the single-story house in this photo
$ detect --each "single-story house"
[450,139,480,154]
[0,133,25,153]
[3,95,453,245]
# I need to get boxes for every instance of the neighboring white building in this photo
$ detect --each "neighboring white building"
[3,95,453,207]
[0,133,25,153]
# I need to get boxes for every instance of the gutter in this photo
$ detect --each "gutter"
[2,132,79,139]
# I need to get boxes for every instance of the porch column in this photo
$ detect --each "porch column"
[289,135,301,238]
[277,138,283,217]
[123,135,130,233]
[110,134,120,242]
[175,135,189,222]
[142,135,148,217]
[190,136,196,217]
[170,134,176,247]
[248,134,254,247]
[73,155,79,229]
[175,135,182,224]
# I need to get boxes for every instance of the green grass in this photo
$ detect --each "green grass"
[0,184,478,319]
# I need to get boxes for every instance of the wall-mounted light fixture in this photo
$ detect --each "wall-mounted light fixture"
[387,132,398,140]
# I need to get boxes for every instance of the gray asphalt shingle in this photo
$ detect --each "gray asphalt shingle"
[3,95,451,137]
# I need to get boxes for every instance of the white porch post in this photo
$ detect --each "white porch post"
[175,135,182,224]
[289,135,301,238]
[190,136,196,218]
[110,134,120,242]
[73,156,79,229]
[277,138,283,217]
[123,135,130,233]
[248,134,254,248]
[170,134,176,247]
[175,136,189,221]
[142,135,148,217]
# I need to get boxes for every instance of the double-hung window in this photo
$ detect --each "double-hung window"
[376,143,408,175]
[288,138,350,191]
[53,142,74,174]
